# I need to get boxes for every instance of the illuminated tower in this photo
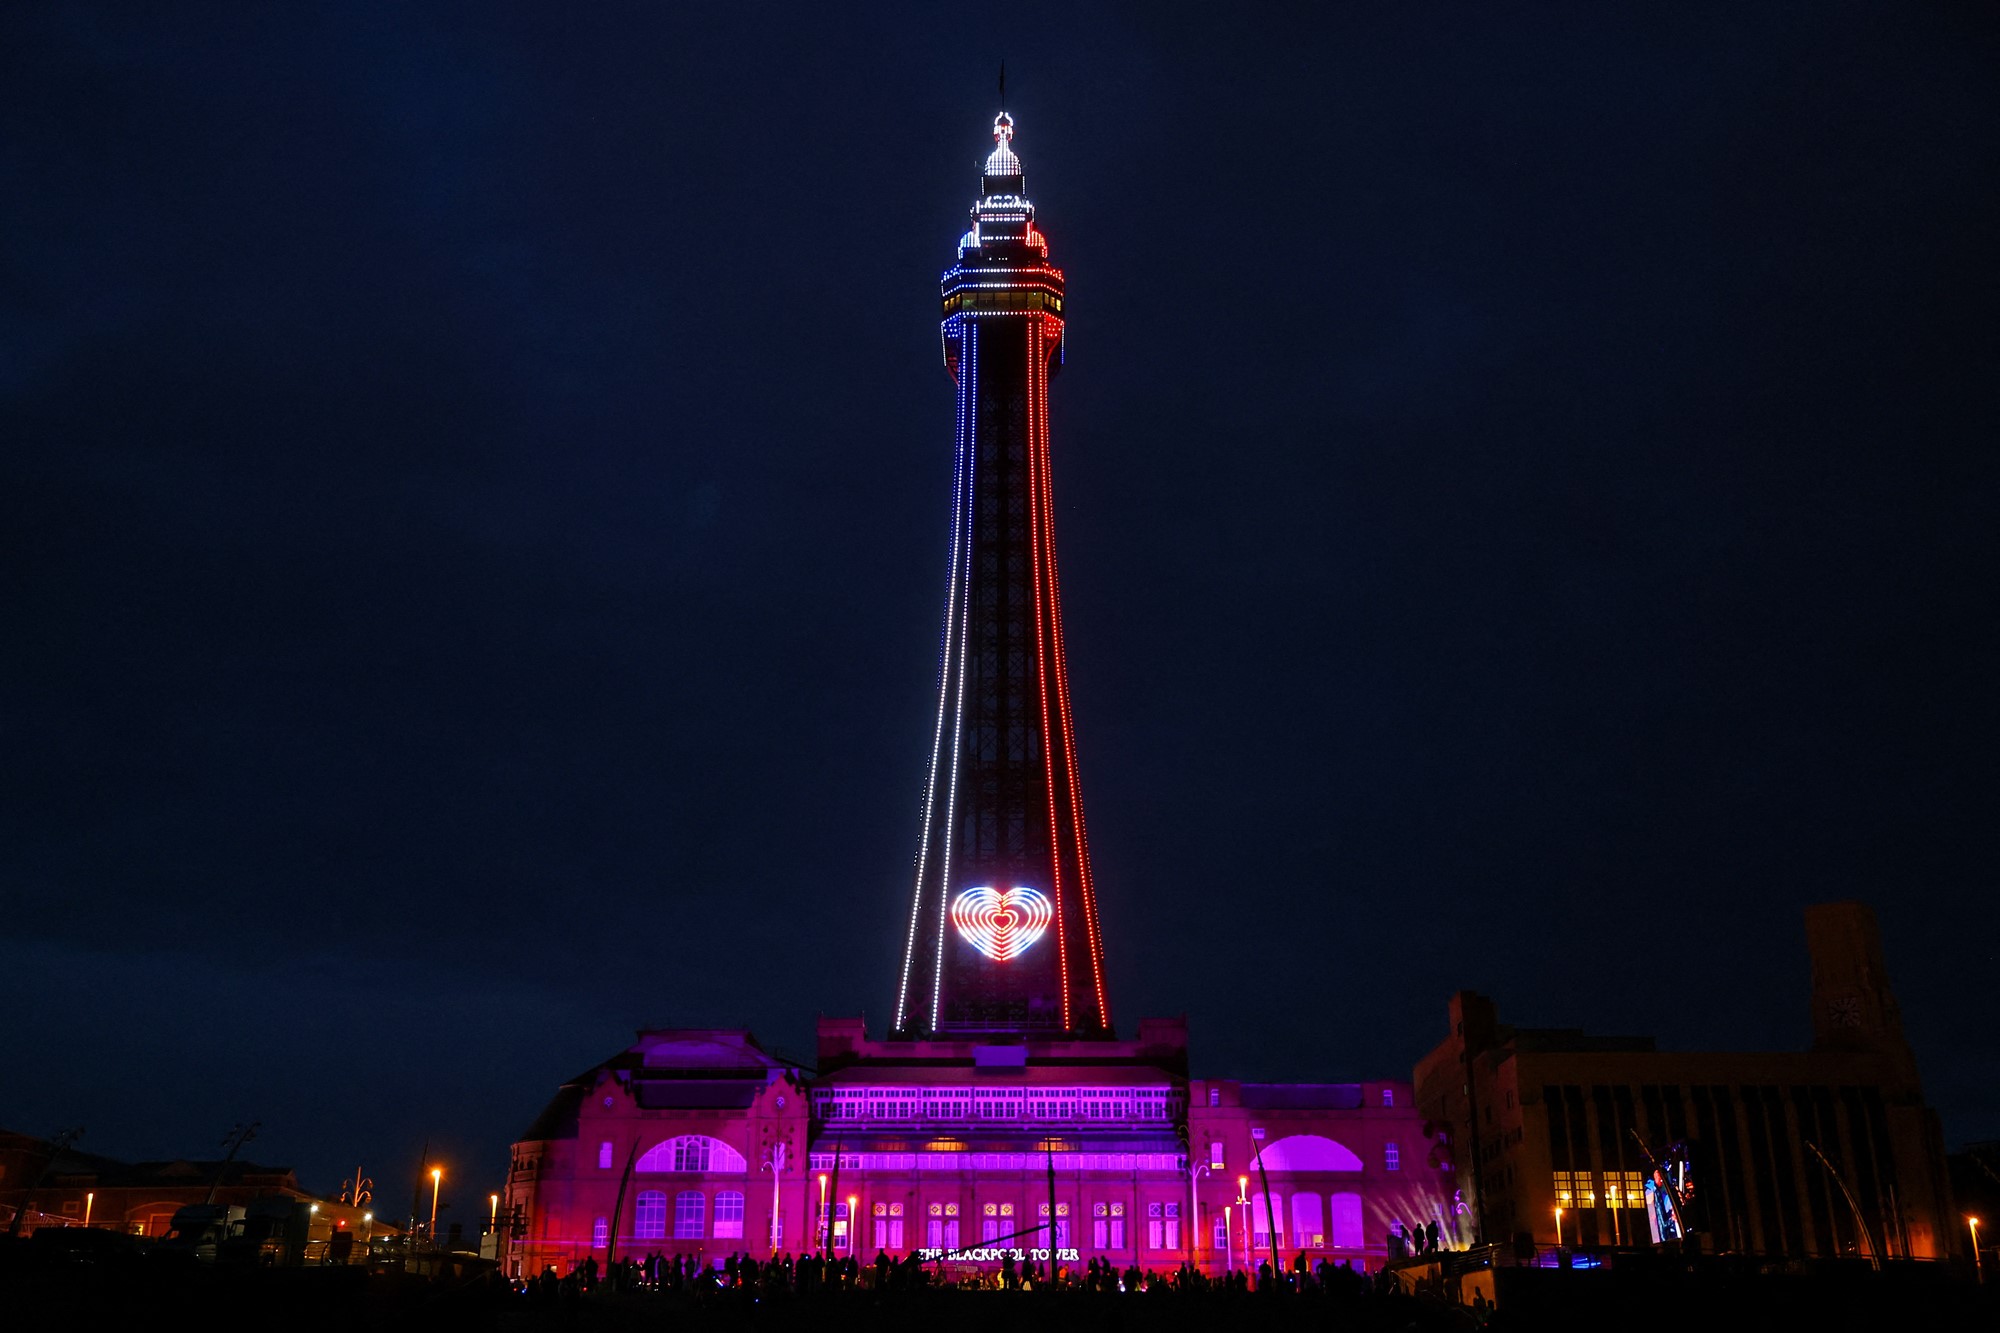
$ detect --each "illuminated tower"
[893,112,1110,1037]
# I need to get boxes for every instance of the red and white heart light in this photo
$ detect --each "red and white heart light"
[950,885,1053,962]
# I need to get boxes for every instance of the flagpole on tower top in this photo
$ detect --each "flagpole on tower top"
[999,60,1006,110]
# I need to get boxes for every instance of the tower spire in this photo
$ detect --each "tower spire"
[893,114,1106,1038]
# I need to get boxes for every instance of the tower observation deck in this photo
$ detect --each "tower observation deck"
[894,113,1111,1038]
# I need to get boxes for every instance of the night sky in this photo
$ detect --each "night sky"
[5,4,1995,1230]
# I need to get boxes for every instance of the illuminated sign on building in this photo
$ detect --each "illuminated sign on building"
[950,885,1053,961]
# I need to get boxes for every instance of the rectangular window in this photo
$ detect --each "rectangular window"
[1552,1171,1573,1209]
[714,1191,744,1239]
[1384,1142,1401,1171]
[674,1191,705,1240]
[1210,1142,1225,1170]
[1573,1172,1596,1209]
[592,1217,608,1249]
[636,1191,668,1241]
[1208,1087,1221,1108]
[1381,1088,1395,1108]
[1621,1171,1645,1208]
[1166,1202,1181,1252]
[598,1141,614,1170]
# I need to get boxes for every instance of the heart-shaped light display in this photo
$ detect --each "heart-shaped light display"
[950,885,1053,962]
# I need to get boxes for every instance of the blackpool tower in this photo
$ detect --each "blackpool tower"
[893,112,1111,1038]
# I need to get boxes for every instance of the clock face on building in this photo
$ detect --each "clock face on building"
[950,885,1053,961]
[1829,995,1864,1028]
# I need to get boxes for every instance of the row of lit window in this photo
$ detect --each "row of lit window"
[1552,1170,1647,1209]
[601,1192,1388,1256]
[942,290,1063,316]
[613,1189,746,1244]
[816,1093,1167,1121]
[1237,1191,1372,1251]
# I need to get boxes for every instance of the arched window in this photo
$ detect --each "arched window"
[1255,1134,1365,1173]
[634,1134,748,1173]
[634,1191,667,1241]
[592,1216,608,1249]
[1329,1193,1364,1250]
[714,1190,745,1239]
[674,1190,705,1239]
[1384,1141,1400,1171]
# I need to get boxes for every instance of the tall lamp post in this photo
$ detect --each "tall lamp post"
[763,1144,787,1255]
[429,1167,443,1242]
[1554,1206,1565,1250]
[1183,1157,1210,1272]
[1236,1177,1250,1278]
[818,1174,829,1254]
[1971,1217,1984,1283]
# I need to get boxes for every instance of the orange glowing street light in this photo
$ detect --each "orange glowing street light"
[429,1166,443,1238]
[1554,1205,1565,1248]
[1971,1216,1984,1281]
[847,1194,857,1252]
[818,1173,829,1252]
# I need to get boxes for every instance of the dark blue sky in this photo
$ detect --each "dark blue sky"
[4,4,1995,1228]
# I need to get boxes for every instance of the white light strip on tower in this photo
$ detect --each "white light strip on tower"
[932,319,978,1031]
[895,316,973,1032]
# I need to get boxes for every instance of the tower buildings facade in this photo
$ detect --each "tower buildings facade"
[498,111,1454,1283]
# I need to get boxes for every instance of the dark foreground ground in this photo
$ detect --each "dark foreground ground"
[2,1248,1992,1331]
[7,1272,1998,1333]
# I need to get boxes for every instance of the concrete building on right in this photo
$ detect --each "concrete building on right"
[1414,902,1957,1263]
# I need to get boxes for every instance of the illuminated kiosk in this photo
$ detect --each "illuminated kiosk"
[500,113,1452,1282]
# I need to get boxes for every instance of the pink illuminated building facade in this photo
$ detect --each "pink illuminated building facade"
[502,110,1453,1278]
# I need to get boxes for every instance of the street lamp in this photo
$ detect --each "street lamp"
[83,1192,94,1228]
[847,1195,857,1254]
[362,1211,373,1243]
[429,1167,443,1240]
[1184,1156,1210,1271]
[1236,1177,1250,1277]
[818,1174,829,1253]
[1971,1217,1984,1282]
[763,1143,787,1254]
[1554,1206,1564,1249]
[489,1194,499,1230]
[1223,1205,1233,1275]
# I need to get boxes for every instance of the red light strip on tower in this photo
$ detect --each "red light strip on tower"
[1025,313,1072,1032]
[1034,317,1110,1030]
